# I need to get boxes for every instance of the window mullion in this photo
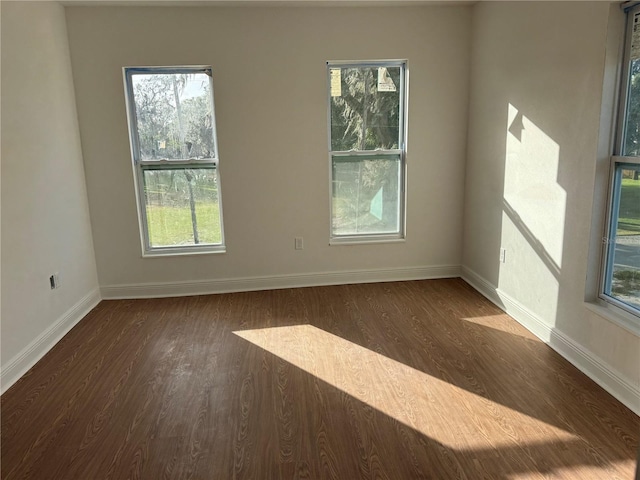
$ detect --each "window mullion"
[140,159,218,169]
[612,155,640,165]
[331,149,402,155]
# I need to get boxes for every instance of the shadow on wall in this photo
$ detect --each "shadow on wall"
[502,198,561,281]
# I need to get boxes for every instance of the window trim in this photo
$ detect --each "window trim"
[326,60,408,245]
[123,65,226,257]
[599,4,640,318]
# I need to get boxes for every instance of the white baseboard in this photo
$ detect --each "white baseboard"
[1,288,101,394]
[100,265,462,299]
[461,266,640,416]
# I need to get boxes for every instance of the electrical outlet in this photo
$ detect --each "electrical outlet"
[295,237,304,250]
[499,248,506,263]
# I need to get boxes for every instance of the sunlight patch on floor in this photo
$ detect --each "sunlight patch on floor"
[460,314,536,340]
[234,324,576,450]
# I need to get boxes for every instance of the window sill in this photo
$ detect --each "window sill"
[330,236,405,246]
[584,300,640,337]
[142,246,226,258]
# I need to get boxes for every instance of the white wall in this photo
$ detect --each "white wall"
[65,6,471,293]
[463,2,639,411]
[1,2,100,388]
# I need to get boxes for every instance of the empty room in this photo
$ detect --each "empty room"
[1,0,639,478]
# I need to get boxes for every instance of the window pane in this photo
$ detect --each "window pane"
[131,72,214,161]
[605,165,640,310]
[332,155,401,236]
[330,66,401,151]
[143,168,221,247]
[624,59,640,156]
[624,11,640,156]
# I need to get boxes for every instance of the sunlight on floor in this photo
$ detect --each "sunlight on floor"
[460,314,537,339]
[234,324,576,451]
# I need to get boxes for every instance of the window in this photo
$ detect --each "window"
[123,66,225,255]
[327,61,407,243]
[601,9,640,316]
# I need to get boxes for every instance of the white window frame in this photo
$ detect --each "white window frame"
[123,66,226,256]
[600,6,640,318]
[327,60,408,245]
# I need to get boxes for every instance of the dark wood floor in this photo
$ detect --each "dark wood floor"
[2,279,638,479]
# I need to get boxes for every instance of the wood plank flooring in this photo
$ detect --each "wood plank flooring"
[2,279,638,479]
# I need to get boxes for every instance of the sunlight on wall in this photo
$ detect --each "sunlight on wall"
[501,104,567,322]
[504,103,566,268]
[234,324,576,450]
